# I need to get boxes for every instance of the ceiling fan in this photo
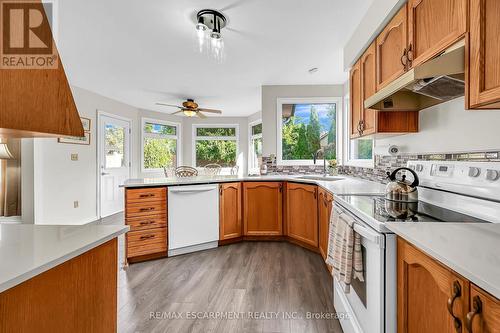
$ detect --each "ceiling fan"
[155,99,222,118]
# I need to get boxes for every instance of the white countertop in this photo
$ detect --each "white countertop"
[123,175,386,196]
[386,222,500,299]
[0,224,129,293]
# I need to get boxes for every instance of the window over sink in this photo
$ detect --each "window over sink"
[277,98,339,166]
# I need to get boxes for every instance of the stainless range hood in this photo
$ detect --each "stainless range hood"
[365,40,465,111]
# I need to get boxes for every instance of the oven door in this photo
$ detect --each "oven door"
[333,204,386,333]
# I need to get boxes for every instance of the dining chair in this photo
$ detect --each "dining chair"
[174,166,198,177]
[204,163,222,175]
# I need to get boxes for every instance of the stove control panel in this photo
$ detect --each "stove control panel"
[407,161,500,200]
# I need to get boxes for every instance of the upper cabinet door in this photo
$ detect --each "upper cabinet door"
[360,42,377,136]
[408,0,467,68]
[350,60,362,139]
[376,5,408,91]
[469,0,500,108]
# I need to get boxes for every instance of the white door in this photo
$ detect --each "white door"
[98,114,131,218]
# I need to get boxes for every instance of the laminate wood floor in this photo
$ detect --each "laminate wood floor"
[118,242,344,333]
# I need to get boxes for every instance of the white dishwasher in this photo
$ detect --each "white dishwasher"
[167,184,219,256]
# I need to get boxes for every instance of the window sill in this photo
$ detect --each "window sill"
[343,159,375,169]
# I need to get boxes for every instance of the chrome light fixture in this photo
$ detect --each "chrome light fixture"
[195,9,226,62]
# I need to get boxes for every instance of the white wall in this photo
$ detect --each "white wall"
[261,85,344,156]
[182,117,249,176]
[33,87,143,224]
[343,0,406,69]
[376,98,500,154]
[31,87,251,224]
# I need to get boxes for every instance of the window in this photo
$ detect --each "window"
[141,118,181,172]
[193,125,238,168]
[249,120,262,174]
[105,124,126,168]
[343,94,374,167]
[277,98,340,165]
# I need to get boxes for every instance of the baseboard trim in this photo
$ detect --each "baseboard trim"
[168,241,218,257]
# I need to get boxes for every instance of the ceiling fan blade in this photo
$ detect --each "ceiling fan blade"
[219,0,247,12]
[197,108,222,114]
[156,102,182,108]
[197,112,207,119]
[171,110,183,115]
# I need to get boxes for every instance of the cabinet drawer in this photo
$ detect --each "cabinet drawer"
[127,241,167,258]
[126,201,166,218]
[126,187,166,203]
[126,214,166,231]
[127,228,167,257]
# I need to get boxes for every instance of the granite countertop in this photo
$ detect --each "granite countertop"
[0,224,129,293]
[122,174,386,196]
[386,222,500,299]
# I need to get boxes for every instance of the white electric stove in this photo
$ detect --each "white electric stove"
[332,160,500,333]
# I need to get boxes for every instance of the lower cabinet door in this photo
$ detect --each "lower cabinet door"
[467,285,500,333]
[397,238,469,333]
[286,183,318,247]
[219,182,242,240]
[318,188,333,260]
[243,182,283,236]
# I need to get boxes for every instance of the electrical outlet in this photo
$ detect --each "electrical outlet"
[71,153,78,161]
[74,201,79,208]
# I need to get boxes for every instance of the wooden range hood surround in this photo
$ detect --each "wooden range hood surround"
[0,0,83,138]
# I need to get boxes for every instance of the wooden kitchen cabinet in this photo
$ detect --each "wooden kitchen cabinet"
[318,187,333,261]
[468,0,500,109]
[398,238,470,333]
[360,41,377,136]
[467,285,500,333]
[0,0,83,138]
[286,183,318,247]
[376,4,408,91]
[219,182,242,241]
[350,60,362,139]
[407,0,467,68]
[125,187,168,263]
[243,182,283,236]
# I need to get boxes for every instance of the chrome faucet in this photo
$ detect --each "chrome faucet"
[313,143,335,176]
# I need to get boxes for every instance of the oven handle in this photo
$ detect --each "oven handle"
[353,223,381,245]
[334,202,383,246]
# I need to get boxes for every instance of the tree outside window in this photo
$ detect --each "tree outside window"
[142,119,180,171]
[194,126,238,168]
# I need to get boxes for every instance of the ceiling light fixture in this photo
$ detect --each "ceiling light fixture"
[183,109,197,117]
[195,9,227,62]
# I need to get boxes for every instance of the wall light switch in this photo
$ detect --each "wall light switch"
[71,153,78,161]
[74,201,79,208]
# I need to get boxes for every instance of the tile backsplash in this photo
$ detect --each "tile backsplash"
[262,151,500,184]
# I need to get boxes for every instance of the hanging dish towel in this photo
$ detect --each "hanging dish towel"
[326,206,364,293]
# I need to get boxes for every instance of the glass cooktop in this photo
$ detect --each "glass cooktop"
[338,195,489,223]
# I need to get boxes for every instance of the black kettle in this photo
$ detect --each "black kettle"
[385,167,420,203]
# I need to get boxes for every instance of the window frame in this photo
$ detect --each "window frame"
[341,92,375,168]
[140,117,182,173]
[192,124,239,169]
[276,97,341,166]
[248,119,262,175]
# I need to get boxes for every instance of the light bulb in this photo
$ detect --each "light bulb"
[183,110,197,117]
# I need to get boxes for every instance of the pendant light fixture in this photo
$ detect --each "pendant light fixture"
[195,9,226,62]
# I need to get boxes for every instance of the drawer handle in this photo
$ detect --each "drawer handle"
[139,207,155,212]
[139,193,155,198]
[447,281,462,332]
[139,221,155,226]
[140,234,155,240]
[465,296,483,333]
